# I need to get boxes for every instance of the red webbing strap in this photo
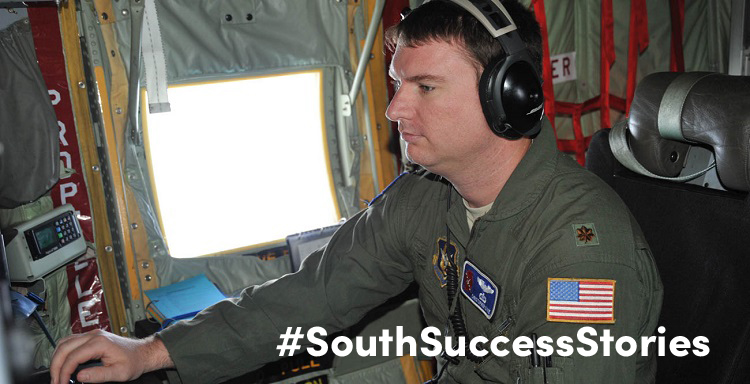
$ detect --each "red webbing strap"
[626,0,649,115]
[556,101,587,165]
[532,0,626,166]
[532,0,557,130]
[610,95,626,113]
[554,93,625,166]
[669,0,685,72]
[600,0,615,129]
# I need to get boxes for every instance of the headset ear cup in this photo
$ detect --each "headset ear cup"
[479,56,543,139]
[479,56,514,138]
[501,61,544,136]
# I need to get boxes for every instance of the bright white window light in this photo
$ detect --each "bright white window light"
[144,71,339,258]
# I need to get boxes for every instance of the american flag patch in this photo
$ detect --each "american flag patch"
[546,278,616,324]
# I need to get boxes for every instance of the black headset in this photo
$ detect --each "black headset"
[444,0,545,139]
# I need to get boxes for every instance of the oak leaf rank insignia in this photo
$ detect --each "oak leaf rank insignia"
[573,223,599,246]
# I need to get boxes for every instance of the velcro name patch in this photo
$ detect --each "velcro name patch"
[460,260,499,320]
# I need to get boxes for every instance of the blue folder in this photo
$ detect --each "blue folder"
[144,274,226,326]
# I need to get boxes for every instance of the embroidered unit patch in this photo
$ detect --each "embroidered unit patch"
[433,238,458,287]
[547,278,615,324]
[460,260,499,320]
[573,223,599,246]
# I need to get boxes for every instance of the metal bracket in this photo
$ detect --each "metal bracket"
[339,94,352,117]
[340,0,385,116]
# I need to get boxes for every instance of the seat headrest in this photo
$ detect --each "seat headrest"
[626,72,750,192]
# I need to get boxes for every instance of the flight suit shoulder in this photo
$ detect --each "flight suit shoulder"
[528,159,644,266]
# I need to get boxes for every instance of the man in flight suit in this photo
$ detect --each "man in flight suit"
[50,0,663,383]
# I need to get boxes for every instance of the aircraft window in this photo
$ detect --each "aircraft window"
[142,70,339,258]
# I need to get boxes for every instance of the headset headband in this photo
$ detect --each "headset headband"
[423,0,527,58]
[447,0,516,38]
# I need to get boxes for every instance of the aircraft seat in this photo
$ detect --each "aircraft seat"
[586,72,750,383]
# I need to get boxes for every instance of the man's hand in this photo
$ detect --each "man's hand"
[49,330,174,384]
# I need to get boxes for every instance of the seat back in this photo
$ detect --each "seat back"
[587,72,750,384]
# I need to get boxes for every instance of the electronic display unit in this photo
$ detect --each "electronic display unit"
[5,205,86,282]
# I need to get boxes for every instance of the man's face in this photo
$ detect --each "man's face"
[386,39,496,177]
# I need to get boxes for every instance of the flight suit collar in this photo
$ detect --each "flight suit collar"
[485,118,558,221]
[446,118,558,244]
[446,188,471,247]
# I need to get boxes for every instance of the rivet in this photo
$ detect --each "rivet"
[105,245,113,252]
[78,81,86,89]
[131,223,138,229]
[246,13,253,21]
[110,50,116,57]
[119,326,128,333]
[141,261,150,269]
[670,151,679,163]
[92,165,100,172]
[225,14,233,21]
[101,12,108,20]
[115,107,123,114]
[122,9,129,16]
[145,275,152,281]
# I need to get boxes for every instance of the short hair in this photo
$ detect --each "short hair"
[385,0,542,78]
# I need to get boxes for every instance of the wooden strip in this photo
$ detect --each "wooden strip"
[58,0,129,335]
[419,359,436,382]
[399,356,421,384]
[93,0,159,305]
[348,1,376,208]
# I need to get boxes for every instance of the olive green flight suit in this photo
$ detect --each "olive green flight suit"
[158,120,663,384]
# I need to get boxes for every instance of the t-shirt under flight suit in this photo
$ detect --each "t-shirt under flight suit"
[158,120,663,383]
